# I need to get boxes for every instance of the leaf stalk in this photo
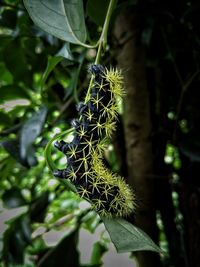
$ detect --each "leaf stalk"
[85,0,116,102]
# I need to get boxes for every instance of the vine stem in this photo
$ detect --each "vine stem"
[44,128,74,171]
[45,0,116,171]
[44,128,77,192]
[85,0,116,103]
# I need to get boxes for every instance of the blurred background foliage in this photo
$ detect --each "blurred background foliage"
[0,0,200,267]
[0,1,111,266]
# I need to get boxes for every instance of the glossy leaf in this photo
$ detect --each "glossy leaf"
[37,229,80,267]
[30,192,49,222]
[2,188,26,208]
[20,107,47,159]
[0,205,28,240]
[41,44,73,90]
[102,217,162,253]
[0,85,30,104]
[1,140,29,167]
[23,0,87,44]
[2,215,31,265]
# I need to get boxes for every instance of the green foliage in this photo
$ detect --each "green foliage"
[90,241,108,265]
[103,218,162,253]
[44,129,77,193]
[37,229,80,267]
[20,107,47,160]
[0,85,30,103]
[23,0,87,45]
[0,1,145,265]
[41,43,74,91]
[1,0,200,266]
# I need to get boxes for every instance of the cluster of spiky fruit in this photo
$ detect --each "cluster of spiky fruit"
[53,64,134,217]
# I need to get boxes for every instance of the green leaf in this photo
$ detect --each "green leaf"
[2,188,26,208]
[0,85,30,104]
[102,217,162,253]
[37,229,80,267]
[86,0,109,26]
[30,192,49,222]
[2,215,31,265]
[0,157,15,182]
[56,43,73,60]
[63,50,86,101]
[0,111,12,127]
[0,62,13,84]
[0,205,28,241]
[1,140,29,167]
[3,41,32,86]
[23,0,87,44]
[0,206,28,224]
[41,44,73,90]
[0,205,28,255]
[90,241,107,265]
[20,107,47,159]
[41,56,63,90]
[0,36,12,59]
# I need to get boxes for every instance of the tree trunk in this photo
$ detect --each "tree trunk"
[114,8,160,267]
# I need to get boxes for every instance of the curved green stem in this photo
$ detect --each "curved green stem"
[79,42,99,49]
[44,128,77,192]
[85,0,116,103]
[44,128,74,171]
[94,37,104,65]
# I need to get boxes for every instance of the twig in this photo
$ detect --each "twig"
[85,0,116,103]
[173,70,200,142]
[161,27,200,143]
